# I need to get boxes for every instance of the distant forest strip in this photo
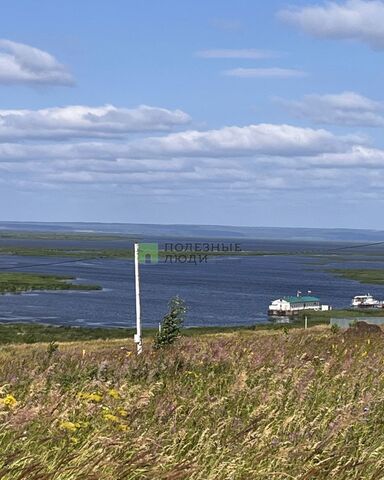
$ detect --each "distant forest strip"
[0,273,101,294]
[0,231,138,241]
[0,246,285,259]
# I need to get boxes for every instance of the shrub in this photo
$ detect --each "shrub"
[153,296,187,349]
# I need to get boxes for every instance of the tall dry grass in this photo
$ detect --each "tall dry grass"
[1,328,384,479]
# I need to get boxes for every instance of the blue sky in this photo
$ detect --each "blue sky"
[1,0,384,228]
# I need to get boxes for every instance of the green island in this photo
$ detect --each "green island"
[0,272,101,294]
[330,268,384,285]
[0,246,135,258]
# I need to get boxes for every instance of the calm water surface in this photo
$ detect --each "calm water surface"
[1,238,384,328]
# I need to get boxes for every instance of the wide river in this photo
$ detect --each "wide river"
[1,237,384,328]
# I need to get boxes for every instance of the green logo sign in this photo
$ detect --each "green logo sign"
[138,243,159,264]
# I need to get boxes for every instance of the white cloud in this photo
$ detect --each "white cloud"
[223,67,307,78]
[0,39,74,86]
[278,91,384,126]
[196,49,275,59]
[128,123,350,157]
[0,123,352,162]
[278,0,384,50]
[0,113,382,200]
[0,105,191,141]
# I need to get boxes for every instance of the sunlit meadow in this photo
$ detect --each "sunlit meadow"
[1,327,384,479]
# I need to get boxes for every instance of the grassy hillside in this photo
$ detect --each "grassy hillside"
[1,327,384,479]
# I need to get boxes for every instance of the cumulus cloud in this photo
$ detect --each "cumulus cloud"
[0,39,74,86]
[0,114,382,200]
[196,49,275,59]
[223,67,307,78]
[278,91,384,126]
[278,0,384,50]
[0,105,191,141]
[127,123,351,157]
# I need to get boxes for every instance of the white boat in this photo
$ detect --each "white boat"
[351,294,383,309]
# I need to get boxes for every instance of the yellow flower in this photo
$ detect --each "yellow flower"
[77,392,102,403]
[59,421,80,432]
[0,394,18,409]
[362,351,368,358]
[119,424,130,432]
[70,436,79,445]
[118,408,128,418]
[103,413,119,423]
[108,389,120,400]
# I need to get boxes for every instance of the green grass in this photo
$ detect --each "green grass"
[0,273,101,294]
[330,268,384,285]
[0,323,135,344]
[0,310,381,345]
[0,323,303,345]
[0,315,338,345]
[2,327,384,478]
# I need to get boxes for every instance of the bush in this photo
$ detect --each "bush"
[331,324,340,334]
[153,296,187,349]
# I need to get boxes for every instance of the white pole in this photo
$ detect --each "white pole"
[305,316,308,330]
[134,243,143,354]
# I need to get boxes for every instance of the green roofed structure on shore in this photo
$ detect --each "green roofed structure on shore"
[283,295,320,304]
[268,294,332,316]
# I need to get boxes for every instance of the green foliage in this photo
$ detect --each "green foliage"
[47,341,59,358]
[154,296,187,349]
[331,323,340,334]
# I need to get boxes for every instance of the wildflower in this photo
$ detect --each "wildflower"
[103,413,119,422]
[70,436,79,445]
[108,389,120,400]
[362,351,368,358]
[0,394,18,409]
[118,408,128,417]
[119,424,130,432]
[77,392,102,403]
[59,421,80,432]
